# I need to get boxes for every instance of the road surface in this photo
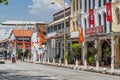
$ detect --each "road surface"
[0,61,119,80]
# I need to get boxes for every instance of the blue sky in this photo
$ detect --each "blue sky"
[0,0,70,23]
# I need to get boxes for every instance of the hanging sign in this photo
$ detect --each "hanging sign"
[89,9,94,25]
[106,2,112,22]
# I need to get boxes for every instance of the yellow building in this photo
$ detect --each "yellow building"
[112,0,120,67]
[70,0,81,39]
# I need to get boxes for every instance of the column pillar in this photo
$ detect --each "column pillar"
[95,39,100,71]
[83,41,87,69]
[59,41,62,65]
[111,34,115,73]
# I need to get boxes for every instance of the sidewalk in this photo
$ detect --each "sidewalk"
[25,60,120,76]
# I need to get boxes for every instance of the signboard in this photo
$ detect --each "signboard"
[18,37,30,40]
[70,31,79,38]
[86,26,104,35]
[89,9,95,25]
[51,39,55,48]
[106,2,112,22]
[47,32,57,38]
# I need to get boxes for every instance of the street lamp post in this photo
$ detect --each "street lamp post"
[22,23,25,61]
[51,0,67,66]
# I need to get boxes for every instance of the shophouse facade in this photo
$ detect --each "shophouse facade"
[46,7,71,62]
[31,23,47,61]
[70,0,120,70]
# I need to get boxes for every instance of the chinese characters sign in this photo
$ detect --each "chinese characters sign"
[106,2,112,22]
[89,9,94,25]
[86,26,104,35]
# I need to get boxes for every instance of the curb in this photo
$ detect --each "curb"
[25,61,120,76]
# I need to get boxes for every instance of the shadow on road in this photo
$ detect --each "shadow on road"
[0,70,58,80]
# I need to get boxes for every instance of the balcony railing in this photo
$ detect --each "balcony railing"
[46,27,70,38]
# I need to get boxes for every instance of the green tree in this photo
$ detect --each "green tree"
[71,43,82,60]
[66,50,71,63]
[0,0,8,5]
[88,46,98,65]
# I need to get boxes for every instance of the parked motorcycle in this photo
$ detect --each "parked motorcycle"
[11,54,16,63]
[12,57,16,63]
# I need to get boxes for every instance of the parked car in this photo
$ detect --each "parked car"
[0,55,5,64]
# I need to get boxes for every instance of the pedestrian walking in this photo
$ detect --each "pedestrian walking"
[39,53,43,62]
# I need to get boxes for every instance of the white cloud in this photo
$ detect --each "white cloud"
[28,0,69,22]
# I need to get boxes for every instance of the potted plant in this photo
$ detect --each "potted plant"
[66,50,71,64]
[88,47,97,66]
[71,43,82,67]
[103,46,111,65]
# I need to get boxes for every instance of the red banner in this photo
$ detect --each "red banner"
[89,9,94,25]
[106,2,112,22]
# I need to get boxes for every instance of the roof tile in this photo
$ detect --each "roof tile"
[13,30,33,37]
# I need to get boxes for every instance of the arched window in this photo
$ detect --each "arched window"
[103,0,106,5]
[110,21,112,32]
[84,18,87,30]
[88,17,90,28]
[76,20,79,30]
[117,8,120,24]
[89,0,91,9]
[73,21,75,31]
[85,0,87,12]
[76,0,78,10]
[109,0,112,2]
[80,0,82,9]
[98,13,101,25]
[98,0,101,7]
[103,12,107,33]
[73,0,75,12]
[93,0,95,8]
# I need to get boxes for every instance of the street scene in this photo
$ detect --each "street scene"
[0,0,120,80]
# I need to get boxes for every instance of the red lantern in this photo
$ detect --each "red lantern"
[59,31,62,34]
[55,34,58,36]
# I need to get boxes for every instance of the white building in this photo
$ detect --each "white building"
[0,20,46,61]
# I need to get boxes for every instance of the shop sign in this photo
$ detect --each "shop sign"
[86,26,104,35]
[70,31,79,38]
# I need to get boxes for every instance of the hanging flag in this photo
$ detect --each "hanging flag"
[89,9,94,25]
[39,31,47,42]
[79,28,84,43]
[39,31,46,47]
[106,2,112,22]
[23,42,26,49]
[39,41,42,48]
